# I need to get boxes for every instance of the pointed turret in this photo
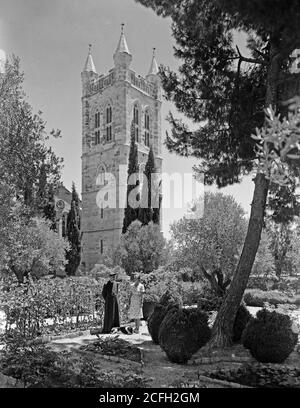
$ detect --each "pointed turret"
[81,44,98,97]
[115,24,131,55]
[146,48,161,100]
[147,48,159,76]
[83,44,96,73]
[113,24,132,69]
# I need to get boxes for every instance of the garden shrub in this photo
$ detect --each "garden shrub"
[80,337,141,362]
[0,275,131,340]
[148,304,169,345]
[243,289,300,307]
[158,307,211,364]
[232,304,252,343]
[179,281,210,306]
[242,309,298,363]
[0,339,75,387]
[147,290,182,344]
[0,334,147,388]
[247,275,278,291]
[197,296,223,312]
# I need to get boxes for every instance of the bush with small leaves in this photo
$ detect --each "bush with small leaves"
[147,290,183,344]
[197,296,223,312]
[148,304,171,345]
[242,309,298,363]
[158,307,211,364]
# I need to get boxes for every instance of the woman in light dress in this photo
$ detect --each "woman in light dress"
[128,273,145,333]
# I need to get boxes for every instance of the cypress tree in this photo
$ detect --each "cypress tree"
[138,146,155,225]
[122,121,140,234]
[66,182,81,275]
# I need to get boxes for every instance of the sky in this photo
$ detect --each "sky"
[0,0,254,238]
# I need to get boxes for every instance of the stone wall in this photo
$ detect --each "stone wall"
[81,58,162,270]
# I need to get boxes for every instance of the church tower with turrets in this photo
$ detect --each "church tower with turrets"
[81,26,162,270]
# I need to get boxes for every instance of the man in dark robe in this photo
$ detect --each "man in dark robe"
[102,271,120,333]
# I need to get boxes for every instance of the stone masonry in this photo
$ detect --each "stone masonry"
[81,28,162,270]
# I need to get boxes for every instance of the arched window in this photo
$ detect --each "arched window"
[96,164,106,186]
[94,111,100,145]
[133,104,139,142]
[144,110,150,147]
[106,105,112,142]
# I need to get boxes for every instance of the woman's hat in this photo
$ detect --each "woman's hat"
[109,271,117,276]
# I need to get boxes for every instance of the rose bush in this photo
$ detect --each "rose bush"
[0,275,131,339]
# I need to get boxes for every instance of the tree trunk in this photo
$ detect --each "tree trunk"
[209,173,269,347]
[208,38,281,348]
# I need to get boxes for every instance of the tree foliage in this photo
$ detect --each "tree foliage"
[135,0,300,347]
[251,229,275,277]
[0,207,69,283]
[66,183,81,276]
[138,146,155,225]
[122,121,140,233]
[170,192,247,293]
[0,56,63,214]
[115,220,166,275]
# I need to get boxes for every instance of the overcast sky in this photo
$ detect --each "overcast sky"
[0,0,254,238]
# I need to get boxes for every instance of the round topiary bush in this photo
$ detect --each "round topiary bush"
[148,304,168,344]
[147,290,182,345]
[242,309,298,363]
[232,304,252,343]
[158,307,211,364]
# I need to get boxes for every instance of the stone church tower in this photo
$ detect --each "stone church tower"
[81,26,162,270]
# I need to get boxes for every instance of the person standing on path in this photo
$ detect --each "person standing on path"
[128,273,145,333]
[102,271,120,333]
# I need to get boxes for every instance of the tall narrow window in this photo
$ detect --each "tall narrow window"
[95,111,100,128]
[133,104,139,142]
[144,111,150,147]
[100,207,104,219]
[100,239,104,254]
[106,105,112,142]
[62,214,66,237]
[94,111,100,145]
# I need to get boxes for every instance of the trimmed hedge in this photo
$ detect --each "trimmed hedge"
[148,304,169,345]
[147,290,183,345]
[242,309,298,363]
[244,289,300,307]
[158,307,211,364]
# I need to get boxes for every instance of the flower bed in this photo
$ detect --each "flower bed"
[79,337,142,363]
